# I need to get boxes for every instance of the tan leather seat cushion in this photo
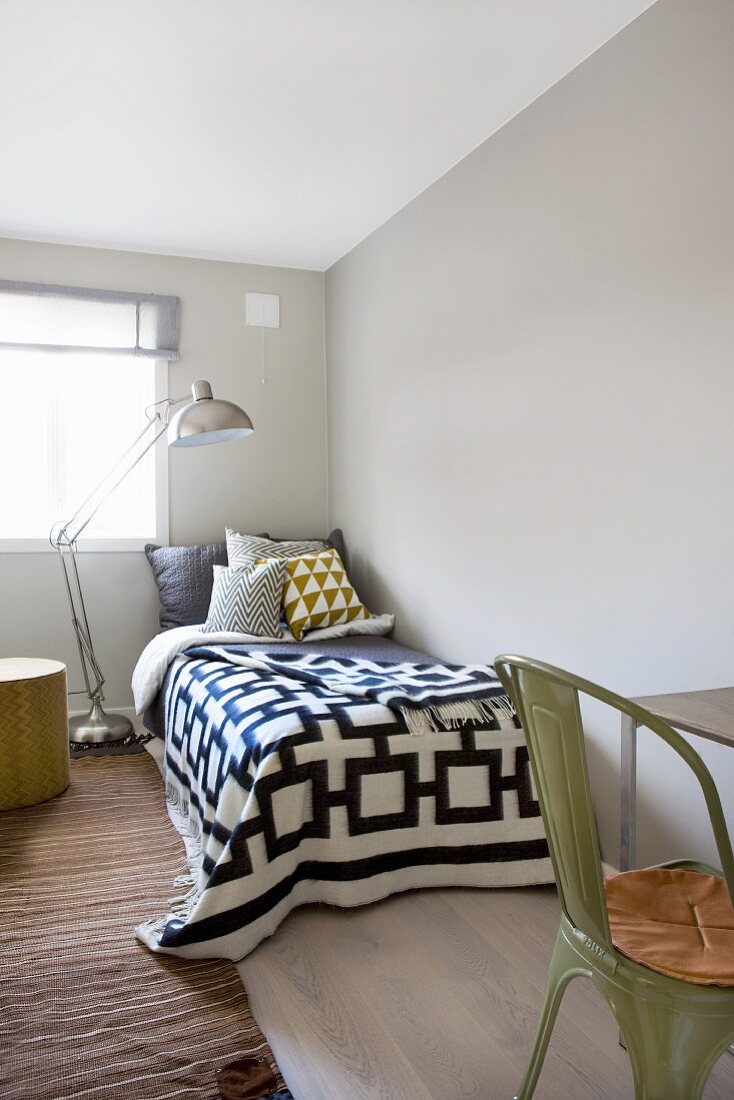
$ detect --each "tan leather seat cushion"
[605,868,734,986]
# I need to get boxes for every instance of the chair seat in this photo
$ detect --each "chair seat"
[605,867,734,986]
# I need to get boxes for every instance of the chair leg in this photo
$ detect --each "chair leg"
[514,928,585,1100]
[611,990,734,1100]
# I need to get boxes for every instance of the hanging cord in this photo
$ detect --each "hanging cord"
[261,326,266,385]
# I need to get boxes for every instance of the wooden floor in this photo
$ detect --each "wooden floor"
[238,885,734,1100]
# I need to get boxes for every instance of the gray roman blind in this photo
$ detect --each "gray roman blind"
[0,280,180,360]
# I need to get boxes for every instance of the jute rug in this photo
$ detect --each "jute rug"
[0,753,285,1099]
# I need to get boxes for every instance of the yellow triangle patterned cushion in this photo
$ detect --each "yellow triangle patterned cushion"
[281,549,370,641]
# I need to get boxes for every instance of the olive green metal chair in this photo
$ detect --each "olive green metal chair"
[494,654,734,1100]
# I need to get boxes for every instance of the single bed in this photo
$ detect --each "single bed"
[133,625,552,961]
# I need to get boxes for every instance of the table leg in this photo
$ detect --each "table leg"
[618,712,734,1057]
[620,715,638,872]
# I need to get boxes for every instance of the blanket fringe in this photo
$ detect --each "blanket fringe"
[138,779,205,941]
[165,780,203,856]
[400,695,515,736]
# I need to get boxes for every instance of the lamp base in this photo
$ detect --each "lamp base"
[69,699,134,744]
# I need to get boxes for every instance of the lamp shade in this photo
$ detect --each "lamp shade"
[167,379,254,448]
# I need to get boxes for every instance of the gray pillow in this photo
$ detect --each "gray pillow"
[269,529,347,566]
[145,530,346,630]
[145,538,268,630]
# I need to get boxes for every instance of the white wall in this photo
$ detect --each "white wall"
[325,0,734,867]
[0,238,326,708]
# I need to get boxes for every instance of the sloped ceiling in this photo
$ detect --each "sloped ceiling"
[0,0,656,269]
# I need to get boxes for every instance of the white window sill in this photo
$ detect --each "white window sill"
[0,538,161,553]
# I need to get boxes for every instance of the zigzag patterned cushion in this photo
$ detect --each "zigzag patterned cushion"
[226,529,330,570]
[281,549,370,641]
[204,560,286,637]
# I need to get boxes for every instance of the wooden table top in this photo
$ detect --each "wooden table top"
[631,687,734,748]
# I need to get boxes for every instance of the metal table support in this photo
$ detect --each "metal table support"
[619,704,734,1056]
[620,714,638,872]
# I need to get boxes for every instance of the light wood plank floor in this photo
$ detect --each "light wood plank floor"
[238,886,734,1100]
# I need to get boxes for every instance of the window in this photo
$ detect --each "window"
[0,350,164,548]
[0,279,179,551]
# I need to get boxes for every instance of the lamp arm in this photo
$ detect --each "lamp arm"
[49,378,252,739]
[55,418,165,546]
[50,390,190,709]
[57,540,105,701]
[51,392,189,547]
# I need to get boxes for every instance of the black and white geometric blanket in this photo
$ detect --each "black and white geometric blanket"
[136,648,552,960]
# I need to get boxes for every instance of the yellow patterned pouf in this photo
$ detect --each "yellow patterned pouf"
[0,658,69,810]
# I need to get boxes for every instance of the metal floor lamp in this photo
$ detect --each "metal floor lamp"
[50,379,253,743]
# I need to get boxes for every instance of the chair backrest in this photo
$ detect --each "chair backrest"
[494,655,734,955]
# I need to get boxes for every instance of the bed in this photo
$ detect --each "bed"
[132,624,553,961]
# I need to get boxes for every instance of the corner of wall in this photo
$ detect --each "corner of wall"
[321,268,330,529]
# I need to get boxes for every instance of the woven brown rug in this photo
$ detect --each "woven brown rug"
[0,753,285,1099]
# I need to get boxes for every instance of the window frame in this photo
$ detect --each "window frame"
[0,359,169,554]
